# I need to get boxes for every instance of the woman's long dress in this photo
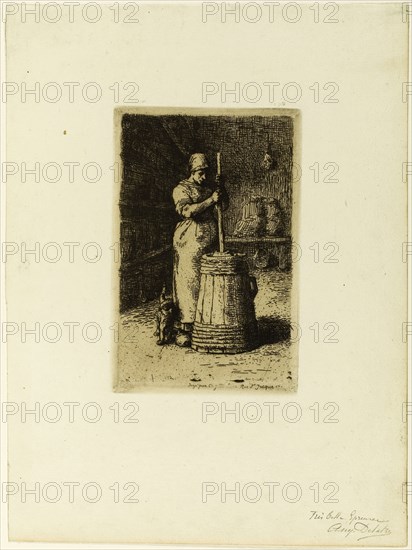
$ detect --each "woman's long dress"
[172,180,218,329]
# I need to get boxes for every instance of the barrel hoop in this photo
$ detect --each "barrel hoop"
[191,342,258,354]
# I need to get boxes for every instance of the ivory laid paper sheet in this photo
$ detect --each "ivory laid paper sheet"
[1,1,409,546]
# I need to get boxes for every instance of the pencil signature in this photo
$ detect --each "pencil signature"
[309,510,391,541]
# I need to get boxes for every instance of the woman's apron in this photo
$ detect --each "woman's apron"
[172,181,218,328]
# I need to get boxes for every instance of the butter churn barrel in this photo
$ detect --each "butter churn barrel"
[191,251,258,354]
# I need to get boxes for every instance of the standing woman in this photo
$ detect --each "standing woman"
[172,153,224,347]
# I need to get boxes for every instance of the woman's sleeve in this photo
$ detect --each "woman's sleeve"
[173,185,192,216]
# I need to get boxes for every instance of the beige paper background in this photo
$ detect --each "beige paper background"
[2,1,409,546]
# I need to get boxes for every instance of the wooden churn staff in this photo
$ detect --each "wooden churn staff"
[216,152,225,253]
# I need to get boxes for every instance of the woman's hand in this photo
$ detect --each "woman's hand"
[212,189,222,204]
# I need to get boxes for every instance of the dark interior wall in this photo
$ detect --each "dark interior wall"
[119,113,294,312]
[193,115,293,234]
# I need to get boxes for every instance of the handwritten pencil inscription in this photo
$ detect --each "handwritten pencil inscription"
[309,510,391,541]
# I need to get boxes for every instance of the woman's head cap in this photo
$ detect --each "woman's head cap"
[189,153,209,173]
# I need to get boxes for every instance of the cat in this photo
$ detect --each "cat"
[154,285,175,345]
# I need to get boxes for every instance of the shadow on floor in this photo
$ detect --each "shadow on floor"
[257,316,291,346]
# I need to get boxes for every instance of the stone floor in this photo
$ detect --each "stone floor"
[116,270,297,392]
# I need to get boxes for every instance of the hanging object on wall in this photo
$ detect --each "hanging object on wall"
[261,152,273,171]
[261,133,274,171]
